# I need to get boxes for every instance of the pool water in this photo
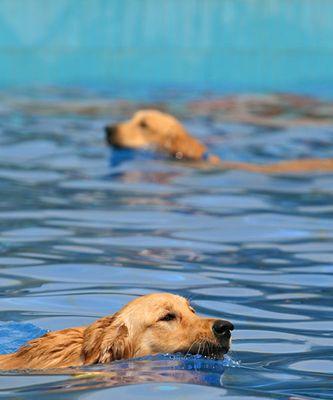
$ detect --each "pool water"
[0,88,333,399]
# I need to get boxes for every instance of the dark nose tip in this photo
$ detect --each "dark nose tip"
[105,125,117,135]
[105,125,117,145]
[105,125,117,136]
[212,320,234,337]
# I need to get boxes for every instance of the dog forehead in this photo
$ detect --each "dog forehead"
[133,110,180,128]
[130,292,188,310]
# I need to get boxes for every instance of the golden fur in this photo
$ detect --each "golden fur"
[0,293,233,370]
[106,110,210,162]
[105,110,333,173]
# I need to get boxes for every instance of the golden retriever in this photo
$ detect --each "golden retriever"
[105,110,333,173]
[0,293,233,370]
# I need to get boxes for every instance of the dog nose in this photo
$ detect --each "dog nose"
[105,125,118,144]
[105,125,117,137]
[212,320,234,338]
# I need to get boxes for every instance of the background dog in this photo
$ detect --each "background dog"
[106,110,333,173]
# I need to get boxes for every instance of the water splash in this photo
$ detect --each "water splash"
[0,322,47,355]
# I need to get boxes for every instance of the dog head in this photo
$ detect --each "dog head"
[105,110,214,162]
[82,293,233,364]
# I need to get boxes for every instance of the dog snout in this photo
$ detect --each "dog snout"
[105,125,118,144]
[212,320,234,339]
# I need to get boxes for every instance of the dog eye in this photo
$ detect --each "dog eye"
[160,313,176,322]
[139,120,148,128]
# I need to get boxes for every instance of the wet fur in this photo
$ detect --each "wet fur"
[0,293,231,370]
[105,110,333,173]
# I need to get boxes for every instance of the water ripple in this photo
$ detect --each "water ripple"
[0,90,332,399]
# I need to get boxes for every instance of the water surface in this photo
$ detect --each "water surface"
[0,88,332,399]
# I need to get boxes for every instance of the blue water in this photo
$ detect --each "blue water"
[0,88,333,399]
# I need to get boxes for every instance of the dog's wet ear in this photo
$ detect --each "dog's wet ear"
[82,315,131,364]
[163,135,208,161]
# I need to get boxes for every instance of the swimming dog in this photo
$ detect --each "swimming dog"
[105,110,333,173]
[0,293,233,370]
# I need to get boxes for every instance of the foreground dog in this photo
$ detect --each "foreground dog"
[0,293,233,370]
[105,110,333,173]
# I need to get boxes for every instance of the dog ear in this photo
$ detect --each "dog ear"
[82,315,132,364]
[163,134,207,161]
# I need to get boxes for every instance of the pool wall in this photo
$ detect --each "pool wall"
[0,0,332,91]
